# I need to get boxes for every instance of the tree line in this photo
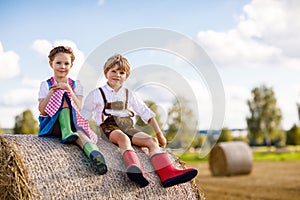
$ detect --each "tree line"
[1,84,300,148]
[218,85,300,147]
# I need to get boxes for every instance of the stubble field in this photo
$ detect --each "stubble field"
[192,161,300,200]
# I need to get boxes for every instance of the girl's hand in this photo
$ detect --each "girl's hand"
[156,131,167,148]
[51,83,71,91]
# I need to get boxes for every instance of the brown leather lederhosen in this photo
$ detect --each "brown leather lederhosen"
[99,87,140,139]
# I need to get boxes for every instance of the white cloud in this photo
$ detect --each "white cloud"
[276,84,300,129]
[195,0,300,130]
[223,86,251,129]
[0,88,38,107]
[0,104,39,129]
[197,0,300,69]
[0,86,39,128]
[21,77,42,88]
[32,39,52,57]
[0,42,20,79]
[32,39,85,79]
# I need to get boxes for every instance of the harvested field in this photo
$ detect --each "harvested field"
[193,161,300,200]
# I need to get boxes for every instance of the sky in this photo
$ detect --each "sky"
[0,0,300,131]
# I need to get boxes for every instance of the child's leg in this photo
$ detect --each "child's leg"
[76,131,107,175]
[109,130,134,153]
[131,132,161,156]
[58,98,78,143]
[132,132,198,188]
[109,130,149,187]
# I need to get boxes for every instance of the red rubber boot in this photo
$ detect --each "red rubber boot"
[151,153,198,188]
[123,150,149,188]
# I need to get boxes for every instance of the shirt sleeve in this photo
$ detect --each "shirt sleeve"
[129,91,155,124]
[80,89,104,126]
[38,81,49,100]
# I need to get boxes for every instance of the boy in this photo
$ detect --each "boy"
[81,54,197,187]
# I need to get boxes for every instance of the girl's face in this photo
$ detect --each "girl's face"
[50,53,73,80]
[105,64,128,91]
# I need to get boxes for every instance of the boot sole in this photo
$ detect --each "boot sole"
[90,151,108,175]
[162,168,198,188]
[127,165,149,188]
[61,134,79,144]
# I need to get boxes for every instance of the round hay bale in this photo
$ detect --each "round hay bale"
[209,141,253,176]
[0,134,203,200]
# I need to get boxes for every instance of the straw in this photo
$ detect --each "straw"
[0,134,202,199]
[209,141,253,176]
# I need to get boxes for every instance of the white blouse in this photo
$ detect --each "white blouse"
[38,79,83,99]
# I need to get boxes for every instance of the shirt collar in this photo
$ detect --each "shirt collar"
[104,82,125,93]
[54,77,69,84]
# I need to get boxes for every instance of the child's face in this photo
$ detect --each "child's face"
[105,64,127,90]
[50,53,73,80]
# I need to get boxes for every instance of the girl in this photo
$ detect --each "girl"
[38,46,107,175]
[81,54,198,187]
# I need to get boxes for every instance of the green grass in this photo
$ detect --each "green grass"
[176,152,208,162]
[177,149,300,162]
[253,152,300,161]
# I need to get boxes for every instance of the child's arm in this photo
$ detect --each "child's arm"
[129,91,167,147]
[80,89,100,122]
[38,88,55,115]
[148,118,167,148]
[70,92,83,110]
[51,82,83,110]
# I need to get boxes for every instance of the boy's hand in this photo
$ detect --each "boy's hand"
[156,131,167,148]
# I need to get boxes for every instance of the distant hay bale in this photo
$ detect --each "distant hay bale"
[0,134,203,200]
[209,141,253,176]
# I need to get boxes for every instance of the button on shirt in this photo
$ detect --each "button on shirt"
[80,83,155,126]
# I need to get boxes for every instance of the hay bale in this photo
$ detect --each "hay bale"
[0,134,202,200]
[209,141,253,176]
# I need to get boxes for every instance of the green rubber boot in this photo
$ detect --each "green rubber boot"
[84,142,108,175]
[58,108,79,144]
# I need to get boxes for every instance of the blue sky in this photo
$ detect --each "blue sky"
[1,0,300,130]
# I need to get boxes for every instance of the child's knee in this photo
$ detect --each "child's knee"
[147,137,159,147]
[62,97,69,108]
[111,130,130,144]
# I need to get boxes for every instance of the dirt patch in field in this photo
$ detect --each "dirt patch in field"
[192,161,300,200]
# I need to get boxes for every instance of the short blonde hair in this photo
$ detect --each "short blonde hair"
[104,54,130,77]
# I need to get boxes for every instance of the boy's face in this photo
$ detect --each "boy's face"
[50,53,73,79]
[105,64,127,90]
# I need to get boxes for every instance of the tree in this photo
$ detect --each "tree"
[286,124,300,145]
[14,109,38,134]
[165,97,197,149]
[297,102,300,123]
[246,85,282,146]
[217,127,233,143]
[135,100,163,136]
[191,134,206,149]
[135,100,162,136]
